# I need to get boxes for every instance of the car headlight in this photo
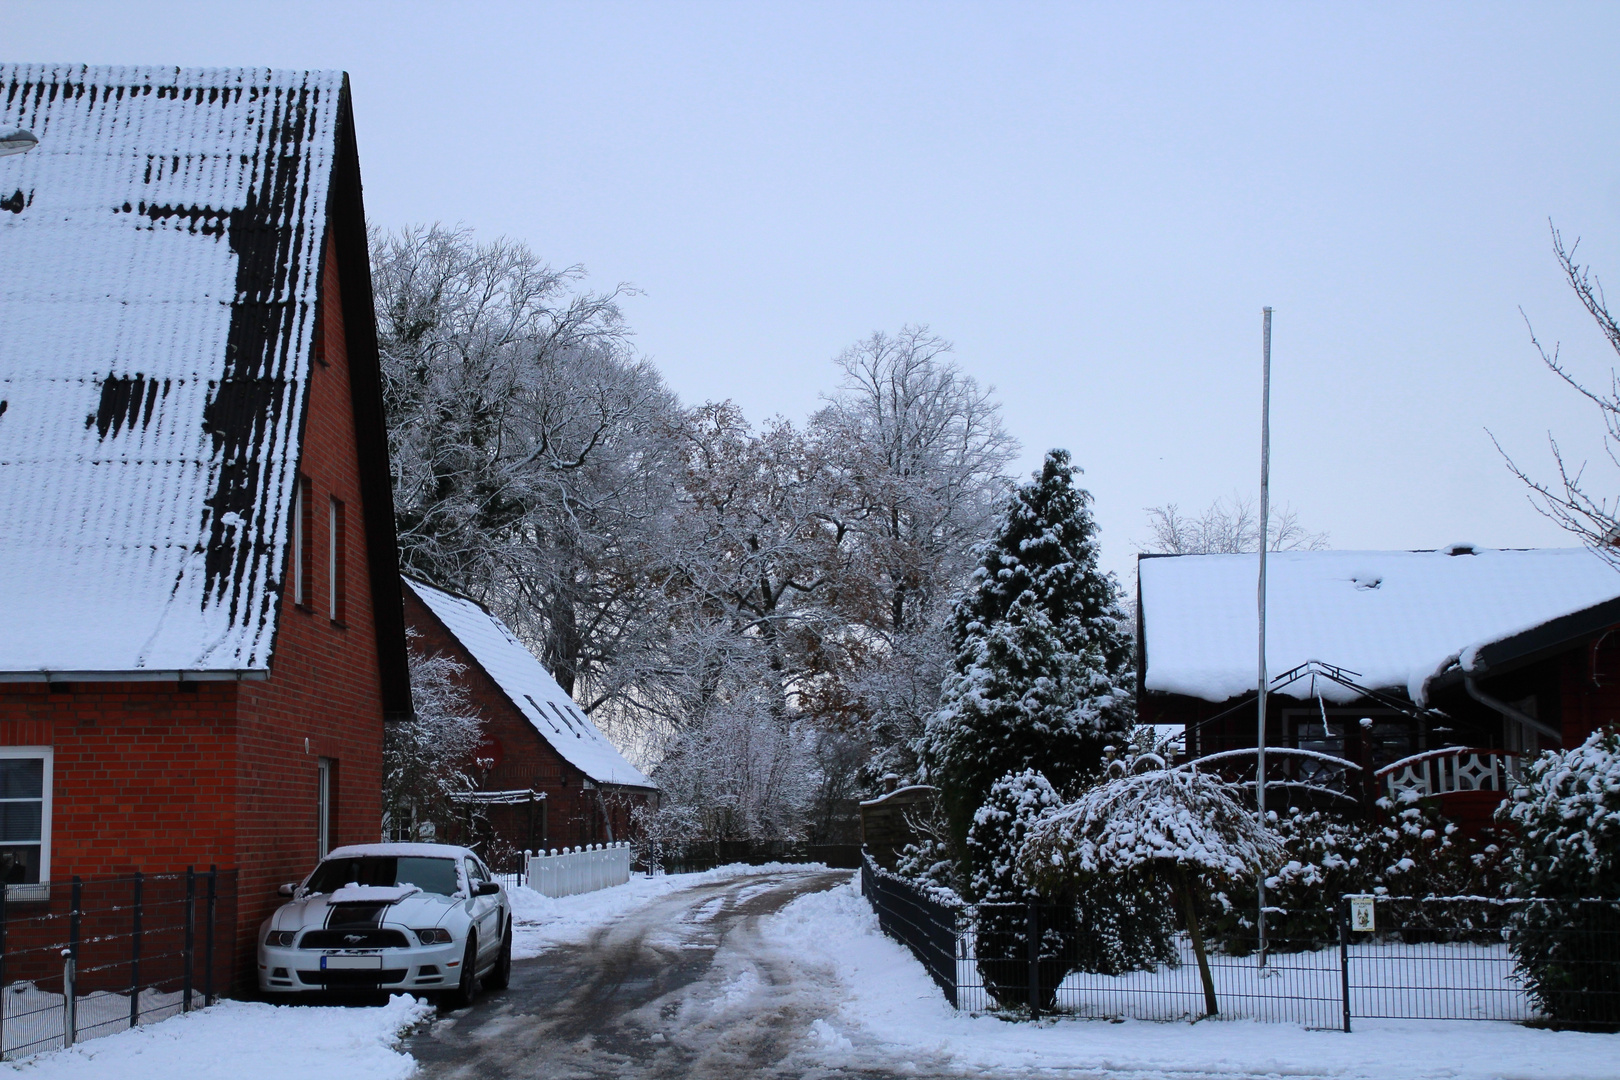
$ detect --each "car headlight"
[414,928,453,945]
[264,930,297,947]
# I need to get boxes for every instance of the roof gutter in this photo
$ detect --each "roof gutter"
[1463,674,1561,744]
[0,670,269,684]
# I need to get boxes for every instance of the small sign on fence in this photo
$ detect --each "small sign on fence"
[1350,895,1376,932]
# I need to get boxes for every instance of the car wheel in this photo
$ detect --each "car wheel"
[485,917,513,991]
[441,934,478,1009]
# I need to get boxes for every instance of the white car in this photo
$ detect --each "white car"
[258,842,512,1006]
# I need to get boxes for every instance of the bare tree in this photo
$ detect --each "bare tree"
[373,225,687,713]
[1141,493,1327,554]
[385,631,486,838]
[1496,225,1620,562]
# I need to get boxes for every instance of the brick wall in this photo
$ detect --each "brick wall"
[232,231,387,962]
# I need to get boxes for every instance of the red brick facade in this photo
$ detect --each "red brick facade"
[401,587,652,857]
[0,231,394,984]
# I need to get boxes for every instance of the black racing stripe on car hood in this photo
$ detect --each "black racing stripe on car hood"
[325,902,388,930]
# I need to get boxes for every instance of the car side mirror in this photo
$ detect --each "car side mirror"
[474,880,499,896]
[277,883,296,898]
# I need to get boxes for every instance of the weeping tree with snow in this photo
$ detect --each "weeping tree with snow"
[385,632,487,840]
[1021,769,1283,1017]
[1498,729,1620,1025]
[920,448,1134,888]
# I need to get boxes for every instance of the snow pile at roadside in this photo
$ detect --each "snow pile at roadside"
[762,877,1620,1080]
[0,994,430,1080]
[507,863,827,959]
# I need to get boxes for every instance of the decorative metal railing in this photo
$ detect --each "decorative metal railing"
[1374,748,1527,800]
[1181,747,1364,807]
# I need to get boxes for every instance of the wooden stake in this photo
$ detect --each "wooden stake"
[1175,866,1219,1017]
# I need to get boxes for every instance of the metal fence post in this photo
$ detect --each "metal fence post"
[182,867,195,1013]
[60,949,74,1049]
[1027,901,1041,1020]
[204,866,216,1007]
[0,880,8,1056]
[1339,897,1352,1033]
[129,872,143,1029]
[67,875,81,1048]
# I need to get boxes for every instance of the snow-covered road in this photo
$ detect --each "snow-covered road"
[409,867,880,1079]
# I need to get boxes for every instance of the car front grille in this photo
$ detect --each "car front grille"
[296,969,408,987]
[298,929,411,949]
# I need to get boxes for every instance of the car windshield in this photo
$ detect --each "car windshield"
[304,855,459,896]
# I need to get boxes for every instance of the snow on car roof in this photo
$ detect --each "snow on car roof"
[404,577,656,789]
[0,65,343,675]
[1139,547,1620,705]
[322,843,471,861]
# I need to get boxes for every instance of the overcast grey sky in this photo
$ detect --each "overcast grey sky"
[15,2,1620,581]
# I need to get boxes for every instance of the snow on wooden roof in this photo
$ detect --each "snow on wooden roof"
[1138,547,1620,705]
[0,65,344,675]
[403,577,655,789]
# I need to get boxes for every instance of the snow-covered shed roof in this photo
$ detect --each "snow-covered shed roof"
[0,65,394,681]
[403,577,655,790]
[1138,547,1620,705]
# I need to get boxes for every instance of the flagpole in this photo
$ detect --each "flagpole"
[1257,306,1273,971]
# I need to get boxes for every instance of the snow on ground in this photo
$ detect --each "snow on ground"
[761,875,1620,1080]
[505,863,824,960]
[0,994,430,1080]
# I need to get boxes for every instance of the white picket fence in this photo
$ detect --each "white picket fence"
[524,841,633,897]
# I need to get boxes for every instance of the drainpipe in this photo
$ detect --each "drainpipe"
[1463,675,1562,745]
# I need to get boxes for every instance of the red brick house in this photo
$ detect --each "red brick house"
[0,66,409,979]
[402,577,656,859]
[1137,546,1620,830]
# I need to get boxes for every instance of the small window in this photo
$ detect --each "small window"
[0,749,51,894]
[328,497,346,624]
[292,476,312,607]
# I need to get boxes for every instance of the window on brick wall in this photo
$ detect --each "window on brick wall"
[328,497,347,624]
[0,748,51,896]
[317,757,335,859]
[292,475,312,608]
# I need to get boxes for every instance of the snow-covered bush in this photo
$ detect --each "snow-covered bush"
[967,770,1076,1010]
[921,450,1134,886]
[1500,730,1620,1025]
[385,631,486,839]
[1022,769,1282,1016]
[1210,798,1509,951]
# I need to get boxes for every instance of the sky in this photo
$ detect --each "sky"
[12,1,1620,581]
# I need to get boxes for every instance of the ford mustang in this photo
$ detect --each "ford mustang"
[258,842,511,1006]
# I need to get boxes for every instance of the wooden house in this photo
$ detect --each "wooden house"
[402,577,656,860]
[1137,546,1620,830]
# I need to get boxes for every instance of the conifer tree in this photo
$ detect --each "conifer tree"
[921,449,1134,887]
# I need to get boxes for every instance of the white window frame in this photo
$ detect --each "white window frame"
[317,757,333,859]
[292,480,306,606]
[0,747,52,900]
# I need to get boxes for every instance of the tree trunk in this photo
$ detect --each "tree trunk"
[1174,865,1218,1018]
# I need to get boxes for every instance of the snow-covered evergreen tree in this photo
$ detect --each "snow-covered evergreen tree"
[1500,730,1620,1024]
[921,449,1134,881]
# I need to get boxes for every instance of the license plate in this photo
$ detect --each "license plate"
[321,954,383,970]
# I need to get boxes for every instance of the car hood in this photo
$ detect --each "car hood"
[272,890,461,931]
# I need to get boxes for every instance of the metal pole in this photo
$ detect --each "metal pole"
[130,872,143,1030]
[0,879,8,1056]
[60,949,74,1050]
[204,866,216,1006]
[183,868,195,1013]
[1257,306,1273,970]
[1027,902,1041,1020]
[1339,896,1353,1033]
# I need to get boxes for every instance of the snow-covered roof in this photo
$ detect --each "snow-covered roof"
[0,65,344,675]
[403,577,656,789]
[1139,547,1620,705]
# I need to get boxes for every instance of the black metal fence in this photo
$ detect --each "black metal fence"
[861,856,1620,1030]
[0,868,237,1060]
